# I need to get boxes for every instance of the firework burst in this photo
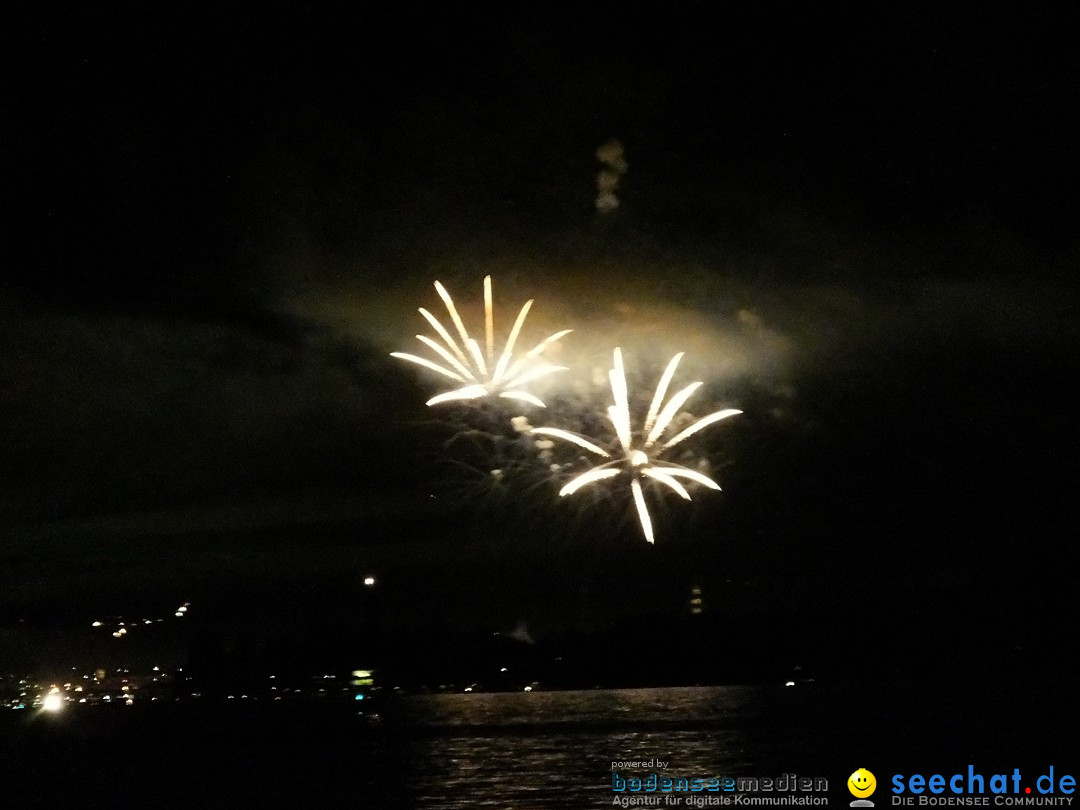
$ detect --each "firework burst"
[392,276,572,407]
[533,348,741,543]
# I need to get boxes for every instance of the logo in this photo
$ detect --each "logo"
[850,768,878,808]
[890,766,1076,805]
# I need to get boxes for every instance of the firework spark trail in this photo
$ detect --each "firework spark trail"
[392,276,572,407]
[533,348,741,543]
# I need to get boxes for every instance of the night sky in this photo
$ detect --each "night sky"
[2,4,1078,684]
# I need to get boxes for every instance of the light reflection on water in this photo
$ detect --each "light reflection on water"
[401,686,759,728]
[384,686,826,808]
[361,680,1073,808]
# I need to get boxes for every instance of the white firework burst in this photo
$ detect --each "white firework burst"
[532,348,741,543]
[392,276,572,407]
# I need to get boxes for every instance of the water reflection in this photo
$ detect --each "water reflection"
[397,687,764,808]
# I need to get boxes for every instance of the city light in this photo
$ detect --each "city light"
[42,689,64,713]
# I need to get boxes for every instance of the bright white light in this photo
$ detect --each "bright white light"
[631,478,654,544]
[534,348,740,543]
[42,691,64,712]
[392,276,571,408]
[363,576,376,587]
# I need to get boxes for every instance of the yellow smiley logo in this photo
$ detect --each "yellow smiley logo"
[848,768,877,798]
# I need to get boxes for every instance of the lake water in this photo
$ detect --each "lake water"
[3,682,1074,807]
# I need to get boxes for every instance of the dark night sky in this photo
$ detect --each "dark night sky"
[2,4,1078,678]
